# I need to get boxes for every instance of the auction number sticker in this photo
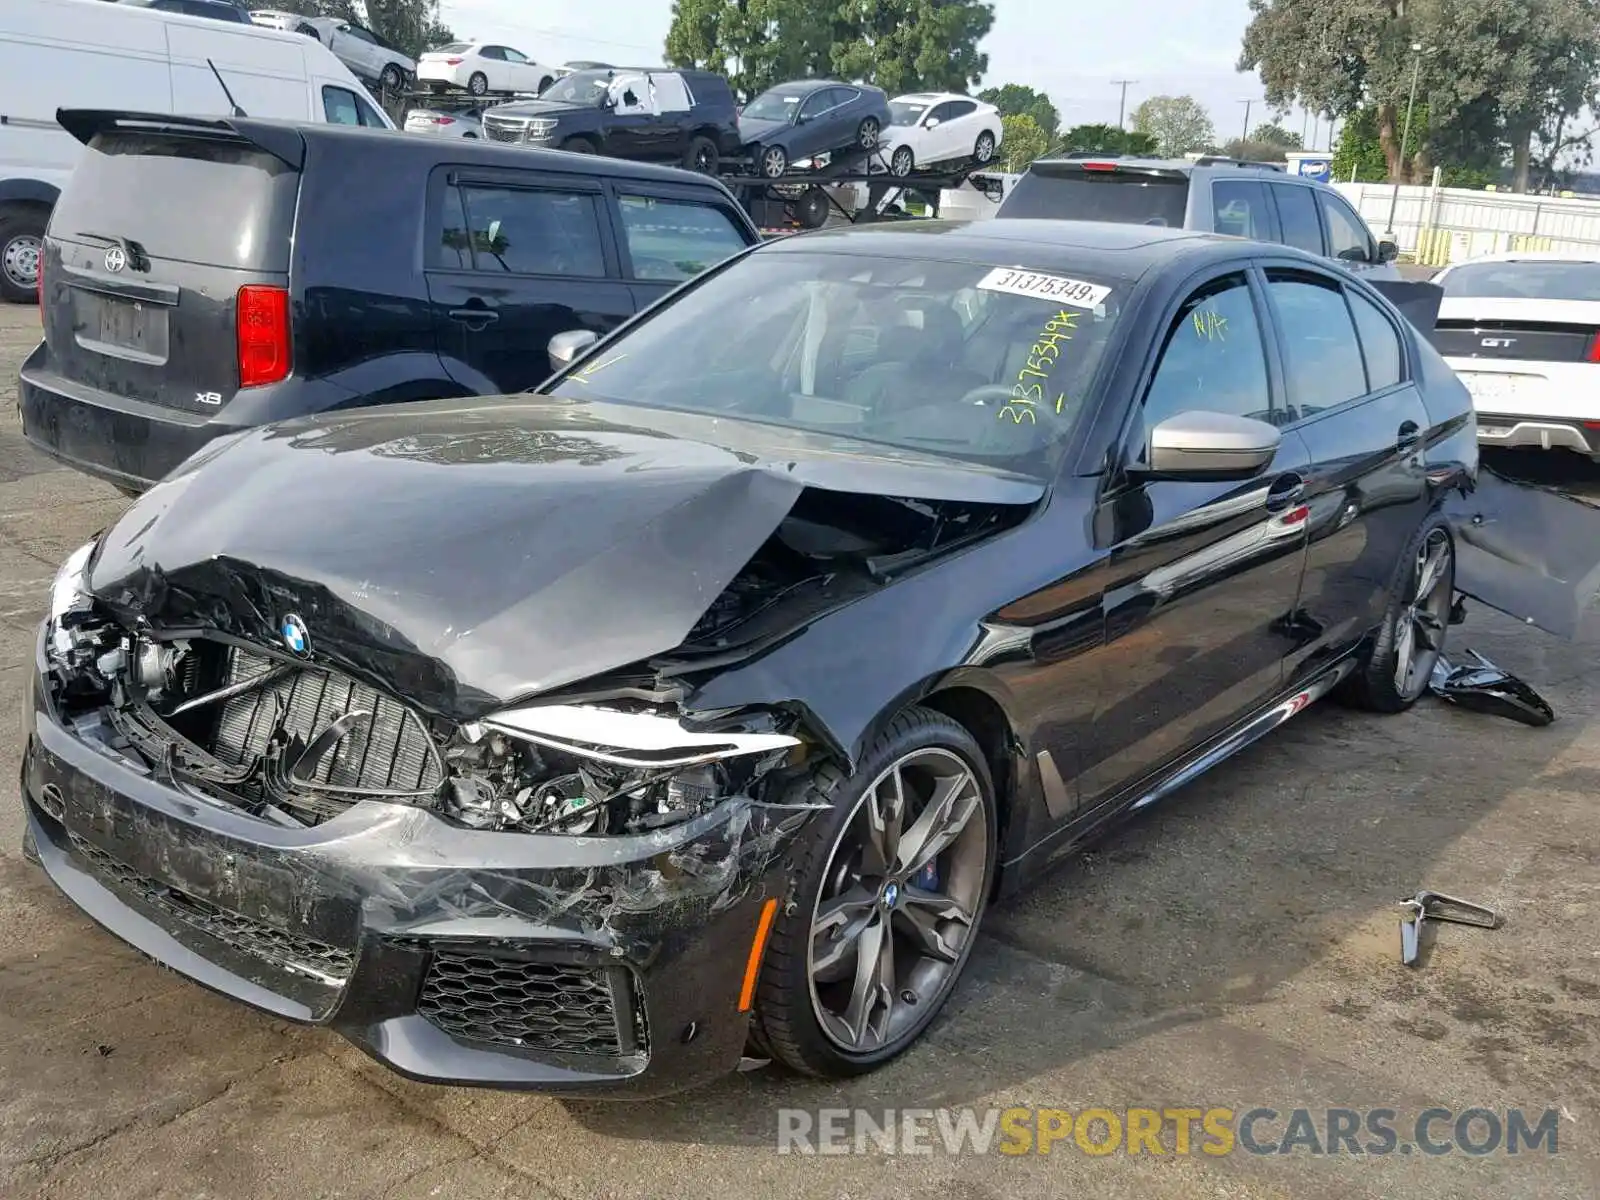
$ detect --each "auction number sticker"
[977,266,1111,309]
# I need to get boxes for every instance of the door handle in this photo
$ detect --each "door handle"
[1264,473,1305,513]
[1396,420,1422,452]
[448,306,499,328]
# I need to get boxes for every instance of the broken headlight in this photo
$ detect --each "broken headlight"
[49,540,94,624]
[439,703,802,836]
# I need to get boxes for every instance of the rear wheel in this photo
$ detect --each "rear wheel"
[0,205,46,304]
[467,71,488,96]
[753,707,997,1078]
[1336,515,1455,712]
[857,117,881,150]
[684,134,719,174]
[974,130,997,164]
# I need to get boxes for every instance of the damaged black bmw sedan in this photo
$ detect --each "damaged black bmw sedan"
[26,218,1516,1095]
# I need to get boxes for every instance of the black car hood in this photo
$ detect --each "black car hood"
[87,396,1043,723]
[487,99,592,119]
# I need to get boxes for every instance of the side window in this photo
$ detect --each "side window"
[502,48,528,64]
[1348,290,1404,391]
[1210,180,1273,240]
[322,86,362,126]
[345,26,377,45]
[1142,274,1274,432]
[457,186,606,277]
[617,195,749,281]
[1266,273,1369,419]
[435,185,472,269]
[925,102,955,125]
[798,89,833,119]
[1320,192,1374,264]
[945,100,978,120]
[479,46,505,61]
[353,92,386,128]
[653,73,692,113]
[1271,184,1323,255]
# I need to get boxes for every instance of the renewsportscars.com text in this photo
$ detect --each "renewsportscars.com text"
[775,1106,1563,1157]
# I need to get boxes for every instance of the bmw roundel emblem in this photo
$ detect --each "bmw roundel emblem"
[103,246,126,273]
[280,614,310,657]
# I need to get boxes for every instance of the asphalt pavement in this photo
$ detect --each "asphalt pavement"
[0,304,1597,1199]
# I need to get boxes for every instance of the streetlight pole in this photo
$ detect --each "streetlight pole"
[1113,80,1137,129]
[1385,43,1425,236]
[1239,99,1252,148]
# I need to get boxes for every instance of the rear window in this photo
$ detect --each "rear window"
[1440,261,1600,301]
[434,43,472,53]
[998,167,1190,228]
[48,131,299,272]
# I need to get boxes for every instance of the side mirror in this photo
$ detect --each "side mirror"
[1378,236,1400,263]
[1140,410,1281,480]
[548,328,599,373]
[924,117,941,129]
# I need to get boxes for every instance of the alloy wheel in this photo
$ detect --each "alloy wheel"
[761,146,788,178]
[468,72,488,96]
[1393,527,1453,699]
[2,233,40,292]
[858,118,880,150]
[807,747,988,1055]
[974,132,996,163]
[890,146,914,177]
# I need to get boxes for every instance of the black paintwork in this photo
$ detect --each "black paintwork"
[19,112,760,491]
[737,80,893,166]
[26,218,1600,1095]
[483,69,743,163]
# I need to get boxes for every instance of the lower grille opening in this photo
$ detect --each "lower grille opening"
[69,833,354,984]
[418,951,646,1056]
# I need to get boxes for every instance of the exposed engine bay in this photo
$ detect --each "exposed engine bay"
[44,489,1021,837]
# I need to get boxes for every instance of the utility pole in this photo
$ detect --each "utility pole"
[1113,80,1137,129]
[1239,100,1253,149]
[1385,43,1426,236]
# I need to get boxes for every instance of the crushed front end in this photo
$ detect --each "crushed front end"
[22,541,817,1096]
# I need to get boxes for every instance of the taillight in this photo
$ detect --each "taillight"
[437,116,456,125]
[445,57,463,65]
[236,285,290,388]
[1585,330,1600,362]
[1080,161,1119,172]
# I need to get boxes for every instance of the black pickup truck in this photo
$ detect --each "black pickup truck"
[479,68,743,173]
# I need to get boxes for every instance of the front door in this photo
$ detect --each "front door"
[1076,268,1312,809]
[425,169,633,394]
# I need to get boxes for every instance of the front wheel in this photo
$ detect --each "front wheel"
[752,706,997,1078]
[857,117,881,150]
[1336,516,1455,712]
[561,136,597,154]
[379,63,404,93]
[467,71,488,96]
[759,144,789,178]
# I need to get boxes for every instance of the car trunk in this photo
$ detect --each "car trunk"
[994,161,1191,226]
[1431,297,1600,363]
[42,113,304,417]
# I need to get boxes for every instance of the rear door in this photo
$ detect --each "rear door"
[39,115,300,421]
[606,183,755,303]
[1209,178,1278,243]
[424,165,632,394]
[1266,181,1324,256]
[1261,265,1432,683]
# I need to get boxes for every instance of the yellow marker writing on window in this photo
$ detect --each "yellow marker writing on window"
[1191,310,1228,341]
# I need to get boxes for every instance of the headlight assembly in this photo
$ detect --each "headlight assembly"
[49,540,96,623]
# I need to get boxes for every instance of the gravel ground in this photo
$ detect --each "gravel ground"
[0,303,1596,1199]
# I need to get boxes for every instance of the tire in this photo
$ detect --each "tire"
[974,130,997,164]
[0,205,47,304]
[752,705,998,1078]
[462,132,478,139]
[537,76,553,94]
[796,187,829,230]
[379,63,404,93]
[759,144,789,178]
[890,145,914,177]
[857,117,881,150]
[684,134,719,175]
[1335,513,1455,713]
[467,72,488,96]
[561,136,597,154]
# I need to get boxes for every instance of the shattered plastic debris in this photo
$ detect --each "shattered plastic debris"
[1428,648,1555,727]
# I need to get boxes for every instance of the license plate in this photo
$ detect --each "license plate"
[1460,372,1536,406]
[78,292,169,363]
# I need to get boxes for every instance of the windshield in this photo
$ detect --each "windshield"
[540,70,613,105]
[999,168,1191,227]
[1441,261,1600,301]
[743,86,807,121]
[545,251,1128,477]
[889,99,931,126]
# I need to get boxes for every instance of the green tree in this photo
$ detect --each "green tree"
[999,113,1049,172]
[1250,121,1302,149]
[977,83,1059,141]
[666,0,993,101]
[1055,123,1157,155]
[1131,95,1216,156]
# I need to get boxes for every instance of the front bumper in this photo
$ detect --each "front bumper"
[21,636,799,1096]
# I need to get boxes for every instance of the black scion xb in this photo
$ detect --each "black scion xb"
[19,109,758,494]
[22,220,1599,1096]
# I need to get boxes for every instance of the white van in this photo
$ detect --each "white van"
[0,0,394,301]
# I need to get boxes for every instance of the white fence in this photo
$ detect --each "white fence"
[1335,182,1600,264]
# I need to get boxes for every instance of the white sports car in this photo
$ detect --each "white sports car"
[417,42,558,97]
[1431,251,1600,462]
[876,93,1002,176]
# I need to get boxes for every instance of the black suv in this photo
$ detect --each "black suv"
[480,69,742,173]
[20,110,759,493]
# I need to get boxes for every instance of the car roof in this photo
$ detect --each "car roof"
[758,218,1244,280]
[1027,155,1309,181]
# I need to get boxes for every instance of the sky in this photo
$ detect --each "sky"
[437,0,1339,150]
